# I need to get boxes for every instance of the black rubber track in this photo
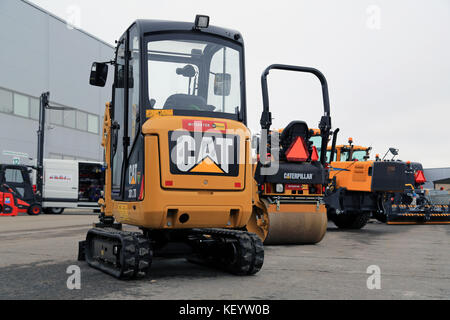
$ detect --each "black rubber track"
[81,228,263,278]
[246,232,264,275]
[190,228,264,275]
[82,228,152,279]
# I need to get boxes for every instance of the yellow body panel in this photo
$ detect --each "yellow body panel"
[325,144,375,192]
[267,203,325,214]
[105,114,253,230]
[329,160,374,192]
[99,103,113,216]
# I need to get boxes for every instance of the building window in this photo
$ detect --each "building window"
[30,97,40,120]
[87,114,99,134]
[49,108,63,125]
[77,111,87,131]
[0,88,13,114]
[0,87,100,135]
[13,93,30,118]
[64,109,76,128]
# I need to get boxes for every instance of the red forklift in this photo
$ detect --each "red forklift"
[0,164,42,216]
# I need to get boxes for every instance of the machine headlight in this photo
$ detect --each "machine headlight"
[194,15,210,29]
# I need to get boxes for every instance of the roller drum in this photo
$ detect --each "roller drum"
[264,203,327,245]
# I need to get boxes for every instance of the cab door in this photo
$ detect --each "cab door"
[111,37,126,199]
[111,24,143,201]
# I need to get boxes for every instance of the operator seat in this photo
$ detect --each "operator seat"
[163,94,215,111]
[280,121,310,151]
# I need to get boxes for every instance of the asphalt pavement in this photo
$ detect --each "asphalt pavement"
[0,211,448,300]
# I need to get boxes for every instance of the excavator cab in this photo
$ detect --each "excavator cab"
[79,16,263,279]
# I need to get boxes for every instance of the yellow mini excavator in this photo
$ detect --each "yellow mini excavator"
[77,16,264,278]
[246,65,332,244]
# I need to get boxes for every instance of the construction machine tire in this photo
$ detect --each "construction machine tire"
[188,228,264,275]
[372,210,387,223]
[27,204,43,216]
[332,212,370,229]
[264,203,328,245]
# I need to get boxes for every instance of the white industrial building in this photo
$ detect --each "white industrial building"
[0,0,113,165]
[424,167,450,190]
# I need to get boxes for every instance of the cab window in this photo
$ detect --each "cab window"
[4,169,24,183]
[146,35,243,116]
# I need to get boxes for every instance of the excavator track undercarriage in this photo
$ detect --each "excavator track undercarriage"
[79,228,152,279]
[78,227,264,279]
[188,228,264,275]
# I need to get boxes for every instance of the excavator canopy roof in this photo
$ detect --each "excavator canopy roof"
[128,19,244,44]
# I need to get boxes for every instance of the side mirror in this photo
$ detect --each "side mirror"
[214,73,231,96]
[389,147,399,156]
[89,62,108,87]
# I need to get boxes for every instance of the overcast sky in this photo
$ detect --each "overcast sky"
[29,0,450,168]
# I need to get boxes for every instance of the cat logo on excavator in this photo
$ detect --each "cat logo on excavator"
[169,128,239,176]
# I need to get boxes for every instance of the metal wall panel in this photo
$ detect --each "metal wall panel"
[0,0,113,165]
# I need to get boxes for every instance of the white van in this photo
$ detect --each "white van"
[40,159,104,214]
